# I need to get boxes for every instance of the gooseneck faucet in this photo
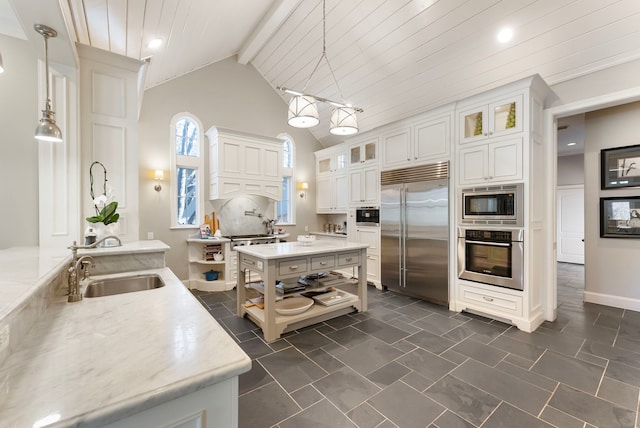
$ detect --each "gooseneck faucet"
[66,235,121,302]
[67,256,95,302]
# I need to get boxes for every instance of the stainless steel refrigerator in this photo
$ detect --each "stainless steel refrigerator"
[381,162,449,305]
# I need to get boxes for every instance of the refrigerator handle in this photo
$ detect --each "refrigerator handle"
[401,185,406,287]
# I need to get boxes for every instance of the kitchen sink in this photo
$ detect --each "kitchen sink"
[84,274,165,298]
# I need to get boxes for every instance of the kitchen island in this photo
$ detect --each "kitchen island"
[0,244,251,427]
[236,240,369,342]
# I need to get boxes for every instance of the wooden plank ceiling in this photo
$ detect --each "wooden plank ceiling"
[63,0,640,146]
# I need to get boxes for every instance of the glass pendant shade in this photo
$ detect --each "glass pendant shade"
[288,95,319,128]
[35,106,63,142]
[329,107,358,135]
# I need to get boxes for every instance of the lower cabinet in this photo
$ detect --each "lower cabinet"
[187,239,235,291]
[348,226,381,288]
[104,377,239,428]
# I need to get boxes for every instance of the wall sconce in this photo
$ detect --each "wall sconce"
[154,169,164,191]
[297,182,309,199]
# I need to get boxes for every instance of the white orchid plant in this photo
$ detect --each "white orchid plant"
[86,161,120,225]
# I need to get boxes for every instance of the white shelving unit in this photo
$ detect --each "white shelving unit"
[187,238,234,292]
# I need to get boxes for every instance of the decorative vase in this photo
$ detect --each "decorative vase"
[94,222,120,247]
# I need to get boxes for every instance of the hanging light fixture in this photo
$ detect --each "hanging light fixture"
[0,52,5,73]
[34,24,62,143]
[277,0,362,135]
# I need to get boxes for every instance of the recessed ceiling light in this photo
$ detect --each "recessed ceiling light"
[497,28,513,43]
[148,38,162,49]
[567,142,577,146]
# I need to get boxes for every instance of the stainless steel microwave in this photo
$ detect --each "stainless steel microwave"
[459,183,523,227]
[356,207,379,226]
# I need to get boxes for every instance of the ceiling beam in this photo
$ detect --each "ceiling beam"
[237,0,302,65]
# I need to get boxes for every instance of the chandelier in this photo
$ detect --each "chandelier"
[277,0,362,136]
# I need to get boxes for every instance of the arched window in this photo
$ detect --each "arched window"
[170,113,204,228]
[277,135,295,224]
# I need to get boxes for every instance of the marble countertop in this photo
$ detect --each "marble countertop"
[235,240,368,260]
[310,232,348,238]
[0,266,251,427]
[77,239,170,256]
[0,241,170,323]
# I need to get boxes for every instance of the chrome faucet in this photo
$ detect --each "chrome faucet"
[67,255,95,302]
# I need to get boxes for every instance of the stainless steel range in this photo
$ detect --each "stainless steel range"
[225,234,277,250]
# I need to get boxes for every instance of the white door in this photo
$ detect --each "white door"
[557,185,585,264]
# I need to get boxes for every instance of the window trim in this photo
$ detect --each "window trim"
[277,133,296,226]
[170,112,205,229]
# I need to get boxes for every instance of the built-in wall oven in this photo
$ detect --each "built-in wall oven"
[457,227,524,290]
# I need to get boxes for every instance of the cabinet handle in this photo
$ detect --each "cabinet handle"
[484,133,488,136]
[407,158,410,161]
[345,257,352,262]
[288,265,299,270]
[414,157,417,160]
[482,296,494,302]
[320,261,327,265]
[245,260,255,266]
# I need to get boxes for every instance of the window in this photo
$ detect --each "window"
[170,114,204,228]
[277,135,295,224]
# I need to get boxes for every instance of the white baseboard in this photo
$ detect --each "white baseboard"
[583,291,640,312]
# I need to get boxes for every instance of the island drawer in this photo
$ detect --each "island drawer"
[337,252,360,267]
[278,258,308,277]
[311,255,335,270]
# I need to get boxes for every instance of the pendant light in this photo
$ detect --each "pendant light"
[0,52,5,73]
[277,0,362,134]
[34,24,63,143]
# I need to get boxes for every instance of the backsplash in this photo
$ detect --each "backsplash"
[212,196,275,236]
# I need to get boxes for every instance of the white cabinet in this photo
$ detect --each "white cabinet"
[458,137,523,185]
[350,225,381,288]
[382,113,452,170]
[316,146,347,176]
[316,174,348,213]
[453,75,553,332]
[458,95,523,144]
[349,166,379,206]
[207,127,282,200]
[187,239,235,291]
[348,138,378,167]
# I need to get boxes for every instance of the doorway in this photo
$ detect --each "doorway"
[546,86,640,320]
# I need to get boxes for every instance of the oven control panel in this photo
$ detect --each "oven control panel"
[460,228,523,243]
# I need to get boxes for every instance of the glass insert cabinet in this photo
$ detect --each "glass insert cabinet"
[459,95,523,144]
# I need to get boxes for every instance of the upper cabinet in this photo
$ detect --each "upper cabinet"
[381,109,453,170]
[458,95,523,144]
[207,127,282,200]
[458,137,523,185]
[348,138,378,167]
[316,146,347,176]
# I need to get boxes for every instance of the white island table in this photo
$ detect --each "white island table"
[235,241,369,342]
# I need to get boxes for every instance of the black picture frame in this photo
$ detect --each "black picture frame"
[600,197,640,238]
[601,144,640,189]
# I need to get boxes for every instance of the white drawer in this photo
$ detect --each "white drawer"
[278,258,308,277]
[459,283,522,317]
[338,252,360,267]
[311,255,335,270]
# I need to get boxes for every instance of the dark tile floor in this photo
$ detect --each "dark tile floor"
[192,263,640,428]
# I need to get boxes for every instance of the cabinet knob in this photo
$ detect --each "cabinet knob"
[414,157,417,160]
[345,257,352,262]
[484,133,488,136]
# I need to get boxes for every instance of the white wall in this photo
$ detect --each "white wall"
[0,35,38,249]
[138,56,324,280]
[584,101,640,303]
[557,154,584,186]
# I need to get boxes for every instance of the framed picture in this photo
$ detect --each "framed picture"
[600,197,640,238]
[601,144,640,189]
